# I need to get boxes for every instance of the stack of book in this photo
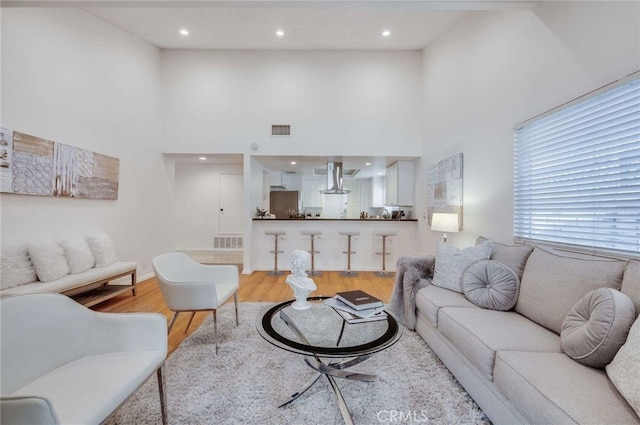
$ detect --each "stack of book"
[324,290,387,324]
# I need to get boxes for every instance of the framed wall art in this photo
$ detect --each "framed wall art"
[427,153,463,229]
[0,128,119,200]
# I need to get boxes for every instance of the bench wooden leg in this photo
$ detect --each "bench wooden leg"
[131,269,137,296]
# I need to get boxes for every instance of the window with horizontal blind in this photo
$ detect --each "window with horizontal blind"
[513,74,640,258]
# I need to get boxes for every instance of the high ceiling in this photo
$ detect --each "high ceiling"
[65,0,539,50]
[7,0,538,174]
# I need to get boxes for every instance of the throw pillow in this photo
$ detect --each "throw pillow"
[1,245,37,289]
[461,260,520,311]
[432,241,492,293]
[28,238,70,282]
[475,236,534,279]
[85,232,119,267]
[60,234,95,274]
[606,316,640,417]
[561,288,635,369]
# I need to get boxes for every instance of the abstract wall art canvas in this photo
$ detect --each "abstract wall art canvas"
[0,128,119,200]
[427,153,463,229]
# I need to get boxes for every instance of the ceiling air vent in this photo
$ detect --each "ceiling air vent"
[271,125,291,136]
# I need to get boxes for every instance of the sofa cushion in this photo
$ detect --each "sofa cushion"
[432,241,492,293]
[621,260,640,318]
[85,232,119,267]
[516,247,626,334]
[438,307,561,380]
[28,238,70,283]
[415,284,477,328]
[494,351,639,424]
[461,260,519,311]
[1,245,37,290]
[561,288,636,369]
[607,316,640,418]
[0,261,137,297]
[10,350,165,424]
[476,236,534,279]
[60,235,95,274]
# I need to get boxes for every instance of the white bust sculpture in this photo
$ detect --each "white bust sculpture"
[285,250,317,310]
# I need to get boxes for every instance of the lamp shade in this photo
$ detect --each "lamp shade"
[431,213,459,233]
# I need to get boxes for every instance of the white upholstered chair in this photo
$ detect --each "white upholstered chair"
[0,293,168,425]
[152,252,239,354]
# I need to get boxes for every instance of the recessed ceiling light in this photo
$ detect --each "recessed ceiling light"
[179,29,189,36]
[382,30,391,37]
[290,161,297,165]
[365,162,371,166]
[276,30,285,37]
[199,156,207,160]
[378,172,384,176]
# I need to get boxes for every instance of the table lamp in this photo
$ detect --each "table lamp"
[431,213,459,243]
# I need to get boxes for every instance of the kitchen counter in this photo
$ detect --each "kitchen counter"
[253,218,418,221]
[251,218,418,272]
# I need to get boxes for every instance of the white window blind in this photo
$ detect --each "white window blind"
[514,75,640,257]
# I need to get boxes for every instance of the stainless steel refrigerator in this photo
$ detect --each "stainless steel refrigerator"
[269,191,299,219]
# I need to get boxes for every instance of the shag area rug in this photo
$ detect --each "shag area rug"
[109,303,490,425]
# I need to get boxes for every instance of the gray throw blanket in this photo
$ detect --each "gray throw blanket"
[388,255,435,330]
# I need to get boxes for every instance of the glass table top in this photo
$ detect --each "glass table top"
[256,296,401,358]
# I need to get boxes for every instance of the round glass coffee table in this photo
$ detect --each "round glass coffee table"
[256,296,402,425]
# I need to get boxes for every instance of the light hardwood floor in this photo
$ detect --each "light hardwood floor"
[94,271,396,355]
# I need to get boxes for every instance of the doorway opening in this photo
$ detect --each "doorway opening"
[169,153,244,269]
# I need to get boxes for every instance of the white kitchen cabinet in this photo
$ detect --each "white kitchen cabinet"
[371,176,386,208]
[283,173,301,191]
[385,160,414,206]
[268,171,300,190]
[301,178,325,208]
[358,178,371,212]
[268,171,286,188]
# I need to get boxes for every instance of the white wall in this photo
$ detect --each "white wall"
[160,50,423,157]
[161,49,424,271]
[173,162,243,249]
[4,3,637,275]
[1,8,173,278]
[417,2,640,252]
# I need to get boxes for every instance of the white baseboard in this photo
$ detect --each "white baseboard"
[137,272,155,283]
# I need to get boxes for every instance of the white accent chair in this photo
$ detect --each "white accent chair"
[0,293,168,425]
[152,252,239,354]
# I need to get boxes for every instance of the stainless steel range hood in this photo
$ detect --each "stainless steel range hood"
[321,162,351,194]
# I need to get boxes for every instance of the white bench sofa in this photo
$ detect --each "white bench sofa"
[0,293,167,425]
[1,232,137,306]
[390,239,640,425]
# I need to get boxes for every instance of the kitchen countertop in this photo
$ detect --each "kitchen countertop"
[253,218,418,221]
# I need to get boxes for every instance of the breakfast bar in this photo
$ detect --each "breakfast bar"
[251,218,418,273]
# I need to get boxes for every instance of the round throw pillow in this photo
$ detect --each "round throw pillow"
[461,260,520,311]
[561,288,636,369]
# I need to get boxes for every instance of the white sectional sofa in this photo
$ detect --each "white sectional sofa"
[390,239,640,425]
[1,232,137,307]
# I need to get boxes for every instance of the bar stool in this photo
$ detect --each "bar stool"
[338,230,360,277]
[265,230,286,276]
[300,230,323,277]
[374,230,397,277]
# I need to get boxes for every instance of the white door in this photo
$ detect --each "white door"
[219,174,243,233]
